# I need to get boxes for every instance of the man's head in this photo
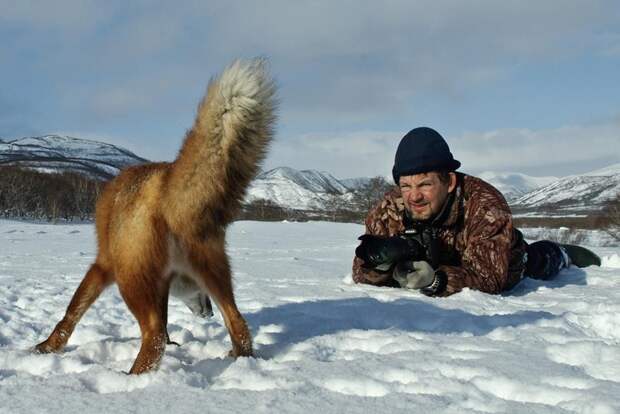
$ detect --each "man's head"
[392,127,460,220]
[399,171,457,220]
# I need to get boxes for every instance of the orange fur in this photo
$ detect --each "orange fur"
[34,59,277,374]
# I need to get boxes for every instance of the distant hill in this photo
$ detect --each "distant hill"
[246,167,352,211]
[2,134,618,219]
[478,171,558,202]
[0,135,148,180]
[511,163,620,216]
[339,177,374,191]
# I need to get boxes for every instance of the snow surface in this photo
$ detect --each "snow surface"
[1,219,619,413]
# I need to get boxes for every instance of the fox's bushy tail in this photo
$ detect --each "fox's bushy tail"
[165,58,278,229]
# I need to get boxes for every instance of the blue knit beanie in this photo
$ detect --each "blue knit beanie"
[392,127,461,184]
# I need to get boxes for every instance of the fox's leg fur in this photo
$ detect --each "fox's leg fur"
[161,276,180,346]
[116,269,169,374]
[204,273,252,357]
[188,239,252,357]
[35,263,113,353]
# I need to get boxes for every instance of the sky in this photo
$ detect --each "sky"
[1,0,620,179]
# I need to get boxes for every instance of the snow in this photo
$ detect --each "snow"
[520,227,619,247]
[1,219,619,413]
[4,135,135,159]
[515,175,620,207]
[478,171,558,201]
[246,175,324,210]
[247,167,351,210]
[339,176,374,191]
[257,167,349,195]
[512,163,620,212]
[580,163,620,177]
[0,135,147,179]
[602,253,620,268]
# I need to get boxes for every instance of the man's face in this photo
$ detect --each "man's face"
[399,172,457,220]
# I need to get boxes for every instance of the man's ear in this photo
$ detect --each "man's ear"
[448,172,457,193]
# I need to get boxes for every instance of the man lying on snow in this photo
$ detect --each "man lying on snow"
[352,127,601,296]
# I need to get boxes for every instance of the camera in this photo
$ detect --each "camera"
[355,226,440,271]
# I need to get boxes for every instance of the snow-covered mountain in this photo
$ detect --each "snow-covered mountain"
[339,177,373,191]
[478,171,558,202]
[336,166,619,215]
[258,167,349,194]
[512,163,620,214]
[3,135,618,215]
[0,135,148,180]
[246,167,352,210]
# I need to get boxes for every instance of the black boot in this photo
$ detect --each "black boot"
[560,244,601,268]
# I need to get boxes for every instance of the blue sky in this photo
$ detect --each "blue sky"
[1,0,619,179]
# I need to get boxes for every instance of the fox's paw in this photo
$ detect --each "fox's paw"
[33,340,62,354]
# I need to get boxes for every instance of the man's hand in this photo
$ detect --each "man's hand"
[393,260,435,289]
[355,234,413,270]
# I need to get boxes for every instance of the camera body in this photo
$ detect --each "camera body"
[401,226,440,268]
[355,225,440,271]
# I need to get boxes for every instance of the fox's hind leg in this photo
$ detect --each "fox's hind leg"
[35,263,113,353]
[190,241,252,358]
[161,278,180,347]
[116,271,169,374]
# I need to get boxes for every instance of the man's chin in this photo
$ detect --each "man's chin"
[408,208,432,221]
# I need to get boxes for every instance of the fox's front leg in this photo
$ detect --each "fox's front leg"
[35,263,112,353]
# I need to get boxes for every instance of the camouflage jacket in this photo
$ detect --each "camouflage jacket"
[352,173,527,296]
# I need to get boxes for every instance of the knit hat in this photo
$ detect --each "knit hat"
[392,127,461,184]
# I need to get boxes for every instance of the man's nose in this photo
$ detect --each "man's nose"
[408,188,423,201]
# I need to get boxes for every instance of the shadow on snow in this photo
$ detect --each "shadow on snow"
[505,267,588,297]
[244,296,556,358]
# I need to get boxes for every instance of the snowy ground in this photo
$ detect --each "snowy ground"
[1,219,619,414]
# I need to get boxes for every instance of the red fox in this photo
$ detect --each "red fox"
[34,59,277,374]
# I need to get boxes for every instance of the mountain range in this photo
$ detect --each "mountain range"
[246,167,352,210]
[477,171,558,202]
[0,135,147,180]
[511,163,620,215]
[1,135,618,215]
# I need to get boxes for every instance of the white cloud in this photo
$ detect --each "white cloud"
[452,121,620,174]
[266,118,620,179]
[265,130,399,179]
[4,1,618,121]
[2,0,619,178]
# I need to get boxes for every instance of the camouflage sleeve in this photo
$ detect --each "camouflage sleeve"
[351,199,400,287]
[436,208,515,296]
[352,256,398,286]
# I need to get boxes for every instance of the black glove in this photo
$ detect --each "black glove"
[355,234,414,270]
